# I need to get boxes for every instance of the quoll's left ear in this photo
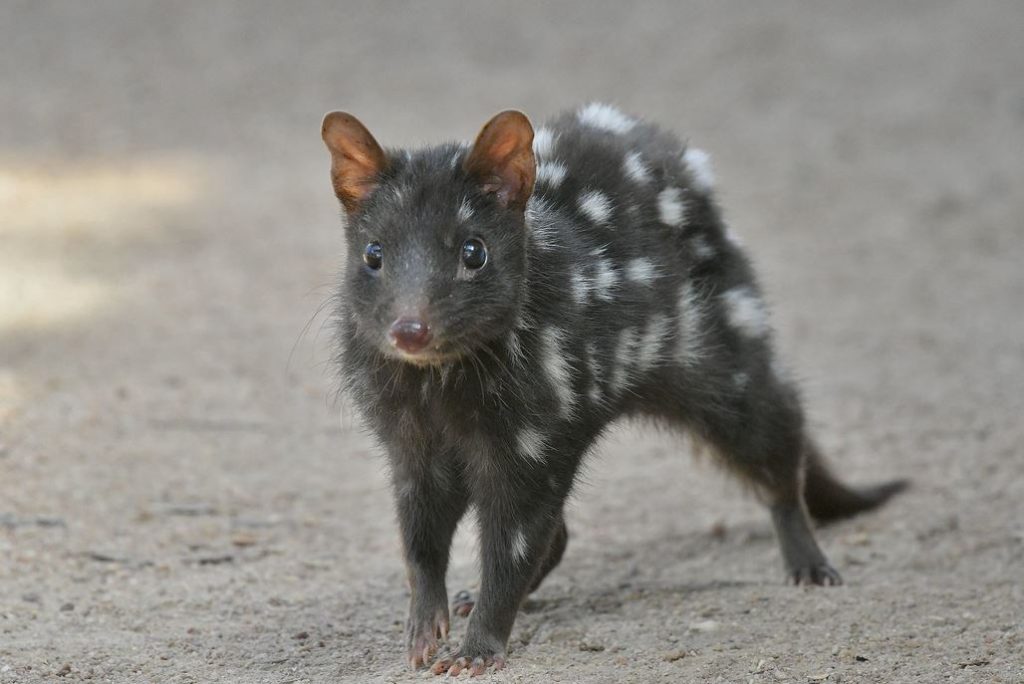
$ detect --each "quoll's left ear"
[464,110,536,211]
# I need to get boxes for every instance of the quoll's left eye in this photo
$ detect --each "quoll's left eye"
[461,238,488,270]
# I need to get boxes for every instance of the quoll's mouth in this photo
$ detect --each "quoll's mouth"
[386,338,470,367]
[385,317,465,367]
[390,347,460,367]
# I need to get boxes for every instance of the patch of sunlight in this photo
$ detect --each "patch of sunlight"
[0,258,108,333]
[0,160,203,334]
[0,162,199,236]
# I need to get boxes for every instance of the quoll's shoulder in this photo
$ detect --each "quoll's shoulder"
[531,103,716,206]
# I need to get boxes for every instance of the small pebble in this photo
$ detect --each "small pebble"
[689,620,720,633]
[232,532,258,547]
[709,520,727,540]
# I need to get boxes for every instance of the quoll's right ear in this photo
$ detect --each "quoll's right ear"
[321,111,388,213]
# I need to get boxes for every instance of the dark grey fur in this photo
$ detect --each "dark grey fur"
[324,104,906,675]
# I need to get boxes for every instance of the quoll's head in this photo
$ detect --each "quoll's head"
[322,110,536,366]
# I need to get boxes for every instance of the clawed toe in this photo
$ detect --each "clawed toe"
[431,650,506,677]
[790,562,843,586]
[406,610,450,669]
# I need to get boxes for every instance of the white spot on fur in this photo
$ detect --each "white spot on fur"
[636,315,671,372]
[592,259,620,301]
[525,196,559,251]
[733,371,750,390]
[691,235,716,261]
[517,427,547,462]
[658,187,687,227]
[570,268,594,306]
[724,225,744,247]
[609,327,639,395]
[585,341,603,404]
[723,287,769,338]
[577,102,636,134]
[457,198,474,223]
[623,151,651,184]
[511,528,529,563]
[540,327,576,418]
[533,127,555,158]
[676,282,706,367]
[683,147,715,192]
[625,257,659,286]
[536,160,567,188]
[578,189,614,225]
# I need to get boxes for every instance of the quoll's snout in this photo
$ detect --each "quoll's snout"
[389,317,432,353]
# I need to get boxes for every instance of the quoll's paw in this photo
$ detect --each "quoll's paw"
[406,608,450,669]
[452,589,475,618]
[431,647,507,677]
[790,562,843,586]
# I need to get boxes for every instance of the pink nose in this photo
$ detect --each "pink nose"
[389,317,432,353]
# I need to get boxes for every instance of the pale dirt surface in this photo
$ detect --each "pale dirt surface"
[1,2,1023,682]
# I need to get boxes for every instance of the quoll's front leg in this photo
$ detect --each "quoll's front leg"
[391,455,470,669]
[431,473,567,676]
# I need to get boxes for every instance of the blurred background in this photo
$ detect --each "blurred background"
[1,2,1022,682]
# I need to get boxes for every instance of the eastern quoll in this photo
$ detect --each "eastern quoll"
[320,103,906,676]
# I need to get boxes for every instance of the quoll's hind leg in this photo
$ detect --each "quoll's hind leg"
[452,589,475,619]
[770,487,842,586]
[698,379,841,586]
[452,512,569,618]
[530,514,569,593]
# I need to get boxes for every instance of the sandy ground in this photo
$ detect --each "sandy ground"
[2,2,1023,682]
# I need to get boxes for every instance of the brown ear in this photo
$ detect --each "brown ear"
[463,110,535,210]
[321,111,388,212]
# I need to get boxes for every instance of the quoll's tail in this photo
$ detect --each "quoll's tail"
[802,442,908,524]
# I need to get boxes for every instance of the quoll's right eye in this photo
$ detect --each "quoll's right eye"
[363,242,383,270]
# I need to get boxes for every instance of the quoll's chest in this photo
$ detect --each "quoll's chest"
[362,357,519,452]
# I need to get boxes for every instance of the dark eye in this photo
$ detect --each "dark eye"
[461,238,487,270]
[363,241,383,270]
